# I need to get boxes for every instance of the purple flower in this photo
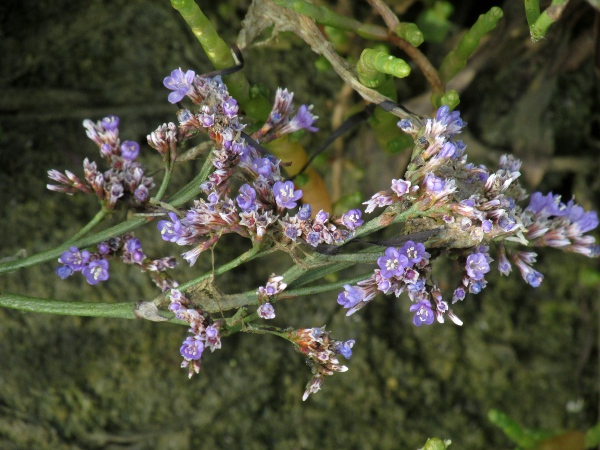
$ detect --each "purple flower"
[125,238,145,263]
[409,300,435,326]
[59,247,90,271]
[399,240,426,265]
[180,336,204,361]
[435,105,466,136]
[527,192,564,217]
[120,141,140,160]
[425,173,445,192]
[55,265,73,280]
[258,303,276,319]
[297,204,312,221]
[437,142,456,159]
[482,219,493,233]
[341,209,363,230]
[377,247,408,279]
[452,287,466,303]
[222,97,239,117]
[163,68,196,104]
[465,252,491,281]
[82,260,110,285]
[236,184,257,212]
[391,179,411,197]
[565,200,598,233]
[252,158,273,177]
[397,119,414,133]
[334,340,355,359]
[101,115,119,131]
[200,113,214,128]
[337,284,365,309]
[306,231,321,247]
[525,270,544,287]
[134,185,149,203]
[273,181,302,209]
[282,104,319,133]
[157,212,184,243]
[469,280,485,294]
[97,242,111,255]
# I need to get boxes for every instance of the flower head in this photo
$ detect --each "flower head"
[180,336,204,361]
[82,260,110,285]
[273,181,302,209]
[258,302,276,319]
[377,247,408,279]
[341,209,363,230]
[59,247,91,271]
[163,68,196,104]
[409,300,435,326]
[120,140,140,161]
[465,252,491,281]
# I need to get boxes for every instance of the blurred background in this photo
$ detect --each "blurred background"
[1,0,600,448]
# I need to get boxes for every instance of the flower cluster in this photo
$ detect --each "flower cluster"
[155,69,361,264]
[337,239,463,326]
[47,116,155,208]
[287,327,354,401]
[55,235,175,289]
[168,288,222,378]
[341,106,598,326]
[256,274,287,319]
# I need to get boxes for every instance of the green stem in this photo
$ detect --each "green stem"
[0,216,148,275]
[524,0,541,28]
[169,0,271,121]
[271,0,388,40]
[178,244,272,293]
[438,7,504,84]
[154,164,172,202]
[280,272,374,298]
[530,0,569,42]
[65,207,110,245]
[0,293,137,319]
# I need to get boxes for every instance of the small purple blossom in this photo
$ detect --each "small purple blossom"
[59,247,90,271]
[258,303,276,319]
[297,204,312,221]
[334,340,355,359]
[377,247,408,279]
[236,184,257,212]
[101,115,119,131]
[437,142,456,159]
[341,209,363,230]
[222,97,239,117]
[465,252,491,281]
[134,185,149,203]
[55,265,73,280]
[337,284,365,309]
[97,242,111,255]
[180,336,204,361]
[82,260,110,285]
[273,181,302,209]
[425,173,445,192]
[452,287,466,303]
[252,158,273,177]
[283,104,319,133]
[125,238,144,263]
[399,240,426,265]
[525,270,544,287]
[158,212,184,243]
[120,140,140,160]
[482,219,493,233]
[435,105,466,136]
[391,179,411,197]
[163,68,196,104]
[410,300,435,326]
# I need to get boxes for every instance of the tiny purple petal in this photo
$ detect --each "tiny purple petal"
[82,260,110,285]
[258,303,276,319]
[55,265,73,280]
[342,209,363,230]
[273,181,302,209]
[337,284,365,309]
[180,336,204,360]
[120,141,140,160]
[409,300,435,326]
[101,115,119,131]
